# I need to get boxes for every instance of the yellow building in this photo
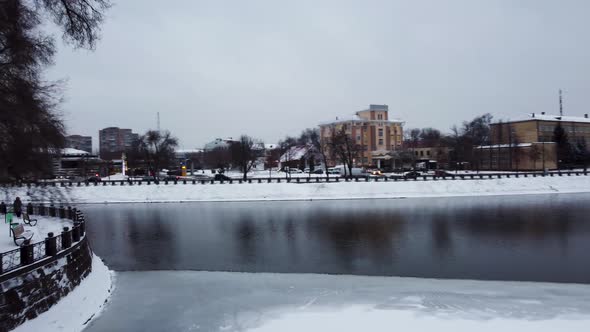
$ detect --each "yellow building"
[478,112,590,170]
[319,104,404,168]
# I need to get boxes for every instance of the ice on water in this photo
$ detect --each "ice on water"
[85,271,590,332]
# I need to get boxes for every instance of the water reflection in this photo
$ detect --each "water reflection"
[84,194,590,283]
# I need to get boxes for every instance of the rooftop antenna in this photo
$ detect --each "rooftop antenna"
[157,112,161,132]
[559,89,563,116]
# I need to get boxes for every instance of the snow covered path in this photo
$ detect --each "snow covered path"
[3,175,590,204]
[84,271,590,332]
[0,215,72,253]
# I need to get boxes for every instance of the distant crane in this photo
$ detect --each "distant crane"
[157,112,161,132]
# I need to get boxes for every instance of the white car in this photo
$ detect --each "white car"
[327,168,341,175]
[287,168,303,173]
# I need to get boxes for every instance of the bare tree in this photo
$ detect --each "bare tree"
[278,136,297,179]
[330,127,361,177]
[529,145,542,170]
[139,130,179,179]
[230,135,262,181]
[1,0,110,181]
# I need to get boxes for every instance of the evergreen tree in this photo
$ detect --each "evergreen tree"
[552,124,573,169]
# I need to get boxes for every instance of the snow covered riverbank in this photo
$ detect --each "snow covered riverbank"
[12,255,113,332]
[3,175,590,204]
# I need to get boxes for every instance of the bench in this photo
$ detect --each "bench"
[10,223,34,246]
[22,212,37,226]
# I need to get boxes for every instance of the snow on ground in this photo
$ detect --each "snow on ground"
[100,173,128,181]
[3,175,590,204]
[0,215,72,253]
[84,271,590,332]
[13,255,114,332]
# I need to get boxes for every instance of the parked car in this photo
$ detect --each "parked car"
[192,174,212,180]
[214,174,232,181]
[434,170,453,177]
[86,175,102,183]
[286,167,303,174]
[404,171,422,179]
[303,168,324,174]
[163,175,180,181]
[367,169,384,176]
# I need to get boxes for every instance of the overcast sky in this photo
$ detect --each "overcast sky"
[46,0,590,150]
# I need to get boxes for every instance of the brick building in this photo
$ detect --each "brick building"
[477,113,590,170]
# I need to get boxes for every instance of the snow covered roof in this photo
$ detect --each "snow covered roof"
[203,138,236,151]
[280,146,313,162]
[62,148,90,156]
[475,142,555,149]
[497,113,590,124]
[175,149,203,154]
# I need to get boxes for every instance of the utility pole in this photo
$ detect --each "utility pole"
[559,89,563,117]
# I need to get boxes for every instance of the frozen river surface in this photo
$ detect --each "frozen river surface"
[85,271,590,332]
[81,194,590,331]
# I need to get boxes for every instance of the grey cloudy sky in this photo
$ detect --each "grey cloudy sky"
[46,0,590,150]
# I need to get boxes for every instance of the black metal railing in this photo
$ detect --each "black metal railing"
[2,170,586,187]
[0,204,86,275]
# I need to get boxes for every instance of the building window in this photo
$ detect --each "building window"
[377,114,383,120]
[378,138,383,145]
[427,150,431,156]
[356,135,361,141]
[420,151,424,157]
[378,128,383,137]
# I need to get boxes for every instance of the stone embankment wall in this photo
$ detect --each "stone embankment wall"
[0,237,93,332]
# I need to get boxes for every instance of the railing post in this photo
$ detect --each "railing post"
[49,204,56,217]
[59,206,65,219]
[72,223,81,242]
[45,232,58,256]
[26,203,33,215]
[67,206,72,219]
[79,221,85,236]
[20,241,34,265]
[61,227,72,249]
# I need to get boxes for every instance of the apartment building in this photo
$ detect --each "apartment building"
[319,104,404,168]
[65,135,92,153]
[99,127,139,160]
